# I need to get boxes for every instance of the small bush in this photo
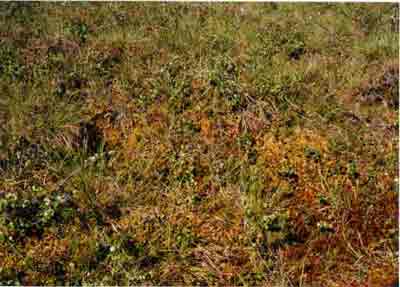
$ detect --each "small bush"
[0,186,75,240]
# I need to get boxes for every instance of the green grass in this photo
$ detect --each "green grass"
[0,3,398,286]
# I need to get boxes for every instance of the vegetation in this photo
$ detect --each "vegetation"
[0,3,398,286]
